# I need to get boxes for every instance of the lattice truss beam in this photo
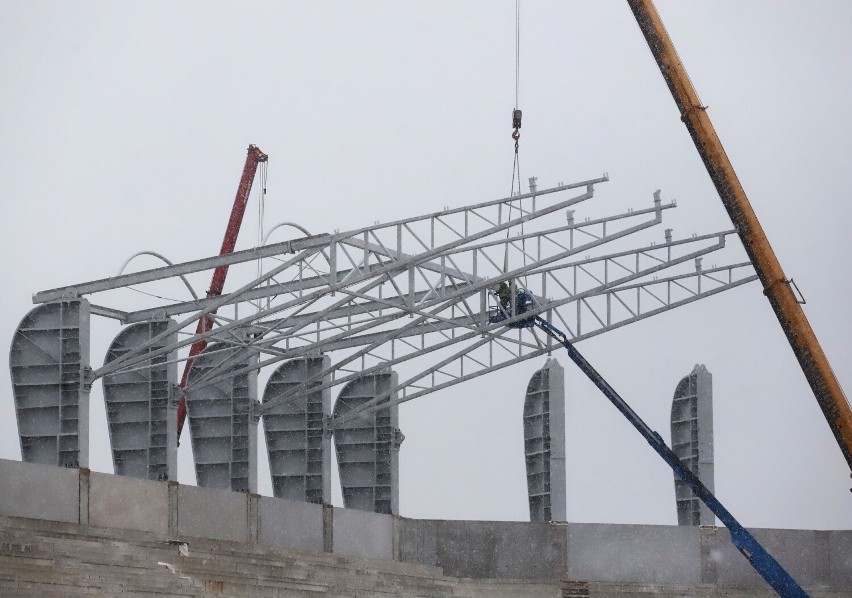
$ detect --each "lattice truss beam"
[34,176,756,425]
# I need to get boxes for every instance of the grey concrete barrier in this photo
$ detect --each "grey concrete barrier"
[396,517,439,567]
[333,507,394,560]
[828,530,852,589]
[88,471,169,535]
[0,459,79,524]
[1,458,851,593]
[177,484,249,543]
[397,518,567,580]
[705,527,851,590]
[259,496,324,552]
[566,522,700,585]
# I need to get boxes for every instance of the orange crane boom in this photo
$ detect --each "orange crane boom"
[626,0,852,473]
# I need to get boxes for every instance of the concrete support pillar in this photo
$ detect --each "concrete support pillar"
[323,504,334,553]
[78,468,90,525]
[248,493,260,543]
[166,386,179,482]
[248,400,260,495]
[168,481,179,539]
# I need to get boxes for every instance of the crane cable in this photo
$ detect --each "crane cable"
[255,159,268,314]
[504,0,527,294]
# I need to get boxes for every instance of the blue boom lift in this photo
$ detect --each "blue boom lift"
[490,288,808,597]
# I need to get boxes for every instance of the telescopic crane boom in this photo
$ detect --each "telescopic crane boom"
[626,0,852,473]
[176,144,268,438]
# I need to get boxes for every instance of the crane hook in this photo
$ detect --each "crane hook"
[512,108,522,152]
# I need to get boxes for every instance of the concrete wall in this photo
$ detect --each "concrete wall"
[0,458,850,592]
[259,495,324,552]
[88,471,169,535]
[830,530,852,589]
[563,523,852,590]
[398,519,567,579]
[566,523,701,585]
[0,459,79,524]
[177,484,250,543]
[703,527,849,589]
[396,517,439,567]
[333,507,394,560]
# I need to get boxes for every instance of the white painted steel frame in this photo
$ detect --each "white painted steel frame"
[26,176,757,436]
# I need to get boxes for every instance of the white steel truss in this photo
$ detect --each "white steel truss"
[33,176,756,426]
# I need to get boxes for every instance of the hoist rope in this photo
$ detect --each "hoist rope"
[514,0,520,110]
[255,160,268,313]
[504,0,527,291]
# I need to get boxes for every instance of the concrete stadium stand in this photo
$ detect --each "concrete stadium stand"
[1,457,850,594]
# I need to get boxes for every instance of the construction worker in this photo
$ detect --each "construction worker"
[495,281,513,313]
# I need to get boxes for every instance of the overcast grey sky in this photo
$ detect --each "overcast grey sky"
[1,2,850,530]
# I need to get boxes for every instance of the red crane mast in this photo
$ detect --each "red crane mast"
[176,144,268,438]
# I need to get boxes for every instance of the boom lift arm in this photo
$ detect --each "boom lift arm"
[532,316,808,597]
[176,144,268,438]
[625,0,852,473]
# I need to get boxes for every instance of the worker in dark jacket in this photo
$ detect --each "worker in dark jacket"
[496,281,513,313]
